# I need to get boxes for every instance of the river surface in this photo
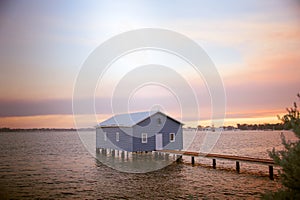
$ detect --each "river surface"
[0,130,297,199]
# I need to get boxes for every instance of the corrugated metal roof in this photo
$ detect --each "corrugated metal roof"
[98,111,156,127]
[98,111,183,127]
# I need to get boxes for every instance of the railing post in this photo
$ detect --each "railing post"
[236,161,240,173]
[269,165,274,180]
[212,159,216,169]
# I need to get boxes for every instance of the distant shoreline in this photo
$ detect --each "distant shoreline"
[0,122,288,132]
[0,128,95,132]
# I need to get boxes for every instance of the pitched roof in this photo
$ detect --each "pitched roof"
[97,111,183,127]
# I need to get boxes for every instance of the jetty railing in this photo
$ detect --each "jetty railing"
[157,150,276,180]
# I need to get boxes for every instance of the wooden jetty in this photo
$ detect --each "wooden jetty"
[157,150,276,180]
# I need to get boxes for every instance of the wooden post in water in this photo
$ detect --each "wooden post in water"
[269,165,274,180]
[102,148,107,156]
[176,155,183,163]
[191,156,195,165]
[112,149,115,157]
[165,153,169,161]
[212,159,216,169]
[236,161,240,173]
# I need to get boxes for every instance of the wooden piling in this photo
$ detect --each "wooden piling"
[102,148,107,155]
[176,155,183,163]
[236,161,240,173]
[269,165,274,180]
[165,153,169,160]
[212,159,216,169]
[191,156,195,165]
[112,149,115,157]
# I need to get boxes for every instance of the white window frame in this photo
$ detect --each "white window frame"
[116,132,119,142]
[142,133,147,143]
[170,133,175,142]
[104,132,107,141]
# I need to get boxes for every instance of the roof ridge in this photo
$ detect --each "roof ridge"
[98,110,159,127]
[114,110,156,116]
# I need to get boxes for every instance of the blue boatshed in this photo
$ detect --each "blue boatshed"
[96,111,183,152]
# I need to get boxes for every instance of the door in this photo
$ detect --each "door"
[155,133,163,150]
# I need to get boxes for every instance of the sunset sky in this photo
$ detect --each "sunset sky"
[0,0,300,128]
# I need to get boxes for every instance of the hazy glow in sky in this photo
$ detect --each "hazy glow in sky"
[0,0,299,128]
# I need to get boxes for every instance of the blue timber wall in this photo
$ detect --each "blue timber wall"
[132,112,183,151]
[96,127,133,152]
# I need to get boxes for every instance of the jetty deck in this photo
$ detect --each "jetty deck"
[157,150,276,180]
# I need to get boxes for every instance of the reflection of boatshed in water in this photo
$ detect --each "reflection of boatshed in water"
[96,111,183,152]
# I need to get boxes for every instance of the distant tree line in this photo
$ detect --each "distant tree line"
[196,123,287,131]
[236,123,285,130]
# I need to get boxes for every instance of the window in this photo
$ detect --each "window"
[142,133,147,143]
[170,133,175,142]
[116,132,119,142]
[104,132,107,141]
[157,118,162,125]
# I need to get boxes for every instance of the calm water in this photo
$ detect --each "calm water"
[0,130,297,199]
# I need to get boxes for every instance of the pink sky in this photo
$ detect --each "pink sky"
[0,0,299,128]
